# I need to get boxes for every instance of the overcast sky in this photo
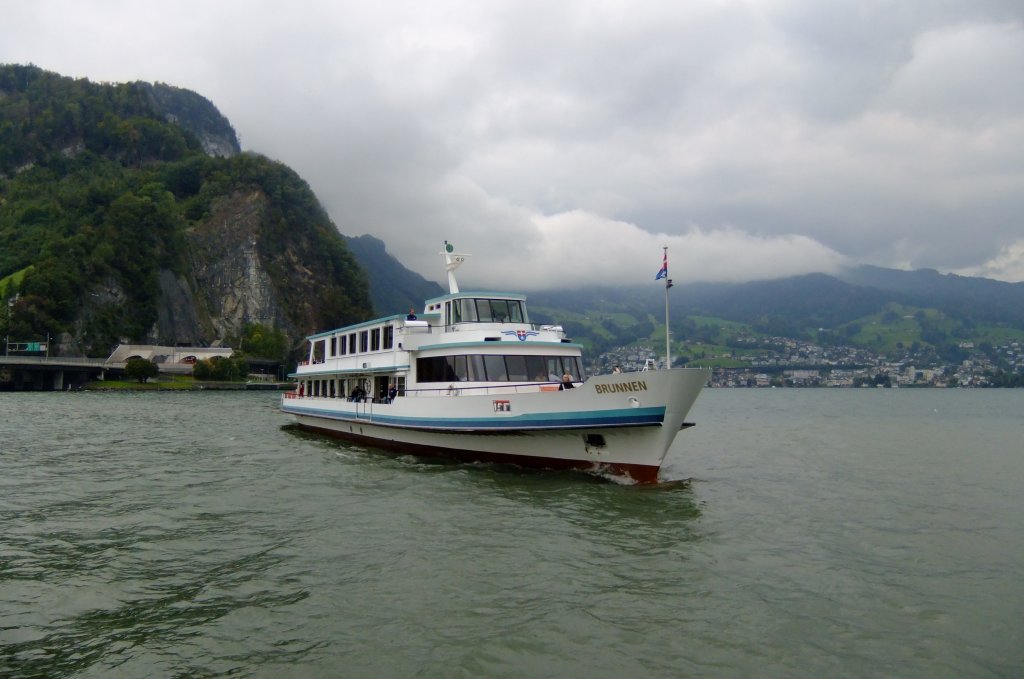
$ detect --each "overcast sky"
[3,1,1023,289]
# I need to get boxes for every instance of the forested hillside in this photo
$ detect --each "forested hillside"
[523,269,1024,360]
[0,64,372,357]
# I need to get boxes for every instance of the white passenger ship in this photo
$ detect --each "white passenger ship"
[281,242,709,483]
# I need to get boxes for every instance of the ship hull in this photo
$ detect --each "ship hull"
[283,368,708,483]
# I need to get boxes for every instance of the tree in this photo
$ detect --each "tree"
[192,355,247,381]
[125,357,158,383]
[237,322,287,360]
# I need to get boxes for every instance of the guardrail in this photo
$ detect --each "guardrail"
[0,356,108,367]
[284,381,575,401]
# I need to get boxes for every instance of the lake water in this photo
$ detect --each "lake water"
[1,388,1022,677]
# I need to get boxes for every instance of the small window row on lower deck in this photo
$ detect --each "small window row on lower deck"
[417,354,584,383]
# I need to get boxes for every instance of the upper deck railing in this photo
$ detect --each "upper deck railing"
[284,380,576,400]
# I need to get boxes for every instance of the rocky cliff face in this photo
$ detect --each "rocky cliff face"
[2,65,373,358]
[183,191,284,343]
[145,188,367,352]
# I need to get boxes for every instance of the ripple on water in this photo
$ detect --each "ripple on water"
[2,390,1023,677]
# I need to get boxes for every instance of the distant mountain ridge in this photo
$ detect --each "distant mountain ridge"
[348,243,1024,352]
[521,266,1023,328]
[836,265,1024,327]
[343,235,444,315]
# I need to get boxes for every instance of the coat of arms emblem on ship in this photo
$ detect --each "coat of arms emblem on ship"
[502,330,539,341]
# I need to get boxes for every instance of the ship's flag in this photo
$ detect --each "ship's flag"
[655,249,668,280]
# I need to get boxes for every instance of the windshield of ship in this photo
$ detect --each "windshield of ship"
[451,298,525,324]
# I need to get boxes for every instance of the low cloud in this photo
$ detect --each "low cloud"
[955,240,1024,282]
[449,210,847,291]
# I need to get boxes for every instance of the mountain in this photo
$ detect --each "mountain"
[0,64,372,358]
[836,265,1024,327]
[512,267,1024,359]
[343,234,444,315]
[343,232,1024,357]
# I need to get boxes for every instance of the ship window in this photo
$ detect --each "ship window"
[446,355,468,381]
[505,355,528,381]
[418,357,437,382]
[329,337,337,356]
[340,335,348,355]
[566,357,584,380]
[488,300,505,322]
[491,299,514,323]
[545,356,584,380]
[525,356,546,381]
[451,300,462,324]
[416,354,582,382]
[483,355,507,381]
[349,333,356,355]
[546,357,563,380]
[359,331,368,353]
[418,358,433,382]
[383,325,393,349]
[461,299,478,322]
[467,355,485,381]
[475,299,493,322]
[371,328,381,351]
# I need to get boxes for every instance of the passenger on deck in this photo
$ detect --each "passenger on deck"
[350,385,365,402]
[387,383,398,402]
[406,308,417,320]
[559,373,575,390]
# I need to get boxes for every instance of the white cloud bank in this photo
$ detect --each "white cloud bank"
[451,210,847,291]
[955,240,1024,282]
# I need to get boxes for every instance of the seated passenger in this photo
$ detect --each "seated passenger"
[559,373,575,390]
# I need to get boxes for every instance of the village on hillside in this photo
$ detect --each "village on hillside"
[592,336,1023,388]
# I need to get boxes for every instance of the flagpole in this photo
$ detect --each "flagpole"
[663,246,671,370]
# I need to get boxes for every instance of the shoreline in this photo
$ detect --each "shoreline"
[79,381,295,392]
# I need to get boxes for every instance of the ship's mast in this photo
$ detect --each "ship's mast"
[442,241,469,294]
[660,245,674,369]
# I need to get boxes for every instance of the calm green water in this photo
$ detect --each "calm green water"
[1,389,1022,678]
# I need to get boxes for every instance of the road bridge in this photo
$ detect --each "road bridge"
[0,356,107,391]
